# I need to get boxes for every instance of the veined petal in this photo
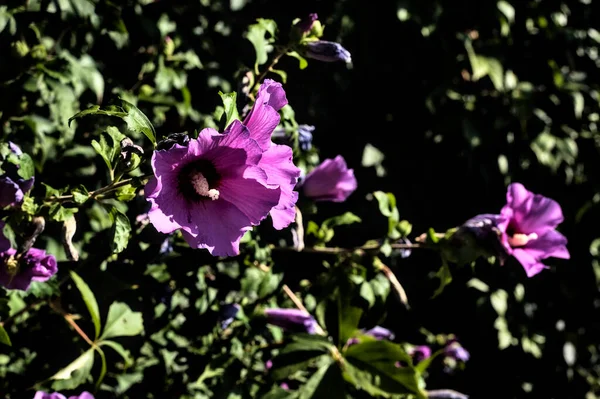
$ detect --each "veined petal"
[242,80,288,150]
[512,248,549,277]
[258,144,301,229]
[207,121,263,174]
[181,200,253,257]
[505,182,564,234]
[218,165,280,225]
[523,229,570,260]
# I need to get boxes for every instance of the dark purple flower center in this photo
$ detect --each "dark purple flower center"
[178,160,221,202]
[506,223,538,248]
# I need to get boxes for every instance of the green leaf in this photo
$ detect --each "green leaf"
[91,135,114,172]
[218,91,240,127]
[360,282,376,308]
[0,325,12,346]
[99,340,134,367]
[100,301,144,340]
[71,186,90,205]
[51,348,95,390]
[362,143,386,177]
[16,153,35,180]
[48,203,79,222]
[338,305,363,347]
[287,51,308,70]
[120,99,157,145]
[414,348,445,374]
[344,340,423,397]
[245,18,277,70]
[297,360,335,399]
[299,362,346,399]
[68,105,126,127]
[271,334,333,380]
[432,259,452,298]
[465,40,504,91]
[372,191,401,239]
[322,212,362,229]
[70,271,101,340]
[109,207,131,254]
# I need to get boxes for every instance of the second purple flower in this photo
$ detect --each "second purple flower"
[301,155,357,202]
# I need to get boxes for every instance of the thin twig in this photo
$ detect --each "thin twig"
[63,313,95,347]
[273,241,423,255]
[47,173,154,203]
[373,257,410,309]
[252,46,290,92]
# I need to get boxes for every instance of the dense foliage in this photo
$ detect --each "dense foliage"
[0,1,599,398]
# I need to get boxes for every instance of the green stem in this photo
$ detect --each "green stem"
[47,173,154,204]
[252,46,290,92]
[273,241,426,255]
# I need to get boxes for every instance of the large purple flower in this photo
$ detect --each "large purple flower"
[145,121,282,257]
[34,392,94,399]
[237,79,301,230]
[0,222,57,291]
[497,183,570,277]
[301,155,357,202]
[264,308,319,334]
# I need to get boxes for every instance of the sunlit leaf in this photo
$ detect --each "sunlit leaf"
[70,270,101,340]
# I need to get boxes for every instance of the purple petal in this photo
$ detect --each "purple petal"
[512,248,549,277]
[0,247,58,291]
[8,142,23,156]
[242,79,288,150]
[0,176,24,207]
[181,198,252,257]
[264,308,318,334]
[523,229,570,260]
[34,393,67,399]
[218,165,280,225]
[504,183,564,235]
[146,174,189,235]
[408,345,432,362]
[258,144,301,229]
[301,155,357,202]
[207,121,263,173]
[362,326,395,340]
[69,393,95,399]
[305,41,352,63]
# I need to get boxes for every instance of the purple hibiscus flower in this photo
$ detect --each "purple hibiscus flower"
[33,391,94,399]
[264,308,319,334]
[301,155,357,202]
[0,221,57,291]
[304,40,352,63]
[497,183,570,277]
[145,80,300,257]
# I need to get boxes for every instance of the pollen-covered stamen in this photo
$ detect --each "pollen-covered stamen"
[5,256,19,276]
[190,171,220,200]
[507,232,538,247]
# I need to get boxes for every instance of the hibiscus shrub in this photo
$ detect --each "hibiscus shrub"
[0,1,597,399]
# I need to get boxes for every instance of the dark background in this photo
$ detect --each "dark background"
[1,0,599,398]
